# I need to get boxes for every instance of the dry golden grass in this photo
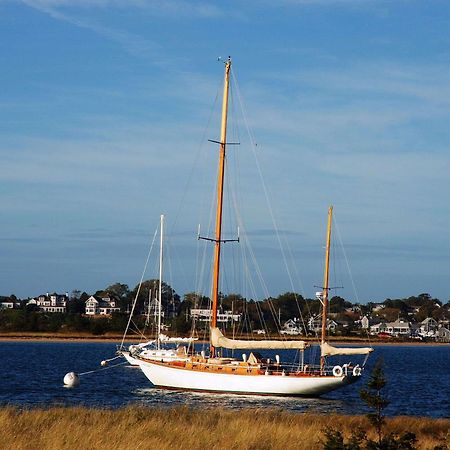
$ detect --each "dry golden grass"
[0,406,448,450]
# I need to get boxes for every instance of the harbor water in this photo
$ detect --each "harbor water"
[1,341,448,418]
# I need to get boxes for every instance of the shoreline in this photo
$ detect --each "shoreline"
[1,332,449,346]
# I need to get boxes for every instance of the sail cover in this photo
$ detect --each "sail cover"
[321,342,373,357]
[210,327,308,350]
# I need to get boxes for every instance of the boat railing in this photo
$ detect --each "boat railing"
[260,362,358,377]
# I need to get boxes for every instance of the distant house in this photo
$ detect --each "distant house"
[0,301,14,309]
[85,295,120,316]
[418,317,439,337]
[385,319,411,337]
[0,296,16,309]
[280,319,302,335]
[190,308,240,323]
[360,316,369,329]
[28,292,68,313]
[308,315,337,333]
[370,322,387,335]
[372,304,386,313]
[143,296,165,320]
[437,326,450,343]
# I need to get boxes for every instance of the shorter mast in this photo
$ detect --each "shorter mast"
[320,205,333,373]
[157,214,164,350]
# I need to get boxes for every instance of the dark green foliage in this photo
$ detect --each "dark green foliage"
[330,296,353,313]
[360,360,390,443]
[90,318,109,335]
[108,312,129,332]
[128,279,180,317]
[322,428,366,450]
[322,361,417,450]
[65,313,90,332]
[66,297,86,314]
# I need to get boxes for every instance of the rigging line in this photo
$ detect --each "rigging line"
[162,78,221,300]
[333,213,360,305]
[232,67,307,331]
[281,234,309,334]
[254,300,267,335]
[243,234,281,335]
[231,69,298,340]
[79,361,127,377]
[120,223,159,349]
[238,224,286,337]
[169,78,221,234]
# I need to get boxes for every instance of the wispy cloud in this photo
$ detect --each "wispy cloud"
[20,0,166,61]
[21,0,224,17]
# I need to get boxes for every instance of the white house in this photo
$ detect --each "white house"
[369,322,387,335]
[190,308,241,323]
[308,315,337,333]
[85,295,120,315]
[418,317,439,337]
[372,304,386,313]
[360,316,369,329]
[437,326,450,343]
[280,319,302,335]
[0,301,15,309]
[385,319,411,337]
[28,292,68,313]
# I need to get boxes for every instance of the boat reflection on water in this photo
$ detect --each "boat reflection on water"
[131,386,351,415]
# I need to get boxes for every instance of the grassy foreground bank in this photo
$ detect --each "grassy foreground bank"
[1,406,448,450]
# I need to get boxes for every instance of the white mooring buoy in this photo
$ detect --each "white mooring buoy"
[63,371,80,387]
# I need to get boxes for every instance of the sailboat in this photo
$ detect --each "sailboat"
[137,58,373,396]
[119,214,197,366]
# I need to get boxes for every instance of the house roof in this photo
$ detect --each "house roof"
[421,317,437,324]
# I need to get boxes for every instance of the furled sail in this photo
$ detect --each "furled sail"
[159,334,198,344]
[321,342,373,357]
[211,327,308,350]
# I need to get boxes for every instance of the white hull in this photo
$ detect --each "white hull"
[139,360,354,397]
[121,351,141,366]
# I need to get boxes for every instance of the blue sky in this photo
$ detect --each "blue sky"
[1,0,450,303]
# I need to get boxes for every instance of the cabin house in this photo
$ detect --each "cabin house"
[85,295,120,315]
[28,292,68,313]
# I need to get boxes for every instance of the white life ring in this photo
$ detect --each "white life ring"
[352,365,362,377]
[332,365,343,377]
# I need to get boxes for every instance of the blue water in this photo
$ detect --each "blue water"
[1,341,448,417]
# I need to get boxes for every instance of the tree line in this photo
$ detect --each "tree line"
[0,283,449,336]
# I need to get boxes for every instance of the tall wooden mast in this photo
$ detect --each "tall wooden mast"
[210,57,231,356]
[320,205,333,372]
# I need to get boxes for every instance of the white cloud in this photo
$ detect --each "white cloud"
[21,0,225,18]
